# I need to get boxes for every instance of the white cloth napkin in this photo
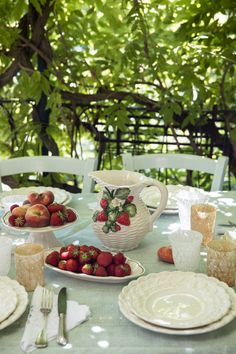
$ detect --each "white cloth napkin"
[20,286,90,353]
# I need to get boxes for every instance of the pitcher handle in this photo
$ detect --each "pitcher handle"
[141,179,168,230]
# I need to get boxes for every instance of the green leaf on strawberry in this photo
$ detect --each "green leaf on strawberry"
[102,224,110,233]
[111,224,119,232]
[92,211,99,222]
[108,210,119,222]
[123,203,137,217]
[102,190,112,201]
[114,188,130,200]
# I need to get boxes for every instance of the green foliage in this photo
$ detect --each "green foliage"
[0,0,235,188]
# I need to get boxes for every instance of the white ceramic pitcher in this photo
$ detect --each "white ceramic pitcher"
[89,170,168,251]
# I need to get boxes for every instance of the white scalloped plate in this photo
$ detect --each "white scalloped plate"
[44,250,145,284]
[0,283,18,323]
[127,282,230,329]
[119,272,236,334]
[0,186,72,209]
[0,276,28,330]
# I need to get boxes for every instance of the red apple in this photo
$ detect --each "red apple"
[25,204,50,227]
[12,206,27,217]
[27,191,54,206]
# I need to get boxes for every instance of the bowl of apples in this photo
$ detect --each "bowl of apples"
[1,190,78,248]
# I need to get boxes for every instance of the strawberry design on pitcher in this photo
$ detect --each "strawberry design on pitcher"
[93,187,137,234]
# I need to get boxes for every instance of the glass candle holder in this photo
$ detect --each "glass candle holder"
[191,203,216,245]
[207,239,236,287]
[14,243,44,292]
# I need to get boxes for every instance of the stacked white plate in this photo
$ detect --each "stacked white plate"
[0,276,28,330]
[118,271,236,335]
[0,186,72,211]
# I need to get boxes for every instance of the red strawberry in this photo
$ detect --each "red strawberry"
[89,245,101,253]
[157,246,174,264]
[59,246,67,255]
[66,259,79,272]
[127,196,134,203]
[47,203,65,213]
[79,251,92,265]
[58,260,67,270]
[115,223,121,231]
[45,251,60,267]
[88,247,99,261]
[114,263,131,277]
[100,198,108,209]
[8,215,26,227]
[67,244,79,258]
[97,251,113,267]
[107,263,116,276]
[79,244,89,252]
[97,211,108,222]
[8,215,17,226]
[94,265,108,277]
[50,211,65,226]
[10,204,19,212]
[113,252,126,265]
[116,212,130,226]
[81,263,93,275]
[66,208,77,222]
[60,250,70,260]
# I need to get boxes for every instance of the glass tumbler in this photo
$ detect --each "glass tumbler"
[191,203,216,245]
[207,239,236,287]
[15,243,44,291]
[0,236,13,275]
[169,229,203,271]
[176,188,208,230]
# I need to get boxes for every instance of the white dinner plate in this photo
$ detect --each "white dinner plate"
[0,283,18,323]
[0,276,28,330]
[125,276,231,329]
[141,185,205,214]
[45,249,145,284]
[1,207,79,233]
[119,272,236,335]
[0,186,72,209]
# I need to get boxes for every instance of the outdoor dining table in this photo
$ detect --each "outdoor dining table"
[1,190,236,354]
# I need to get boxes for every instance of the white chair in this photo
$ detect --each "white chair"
[121,153,229,191]
[0,156,97,193]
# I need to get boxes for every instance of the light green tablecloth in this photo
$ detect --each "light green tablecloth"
[1,191,236,354]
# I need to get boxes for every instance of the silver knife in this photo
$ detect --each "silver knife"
[57,287,68,346]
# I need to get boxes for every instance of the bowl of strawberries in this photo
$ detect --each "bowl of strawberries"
[45,243,145,283]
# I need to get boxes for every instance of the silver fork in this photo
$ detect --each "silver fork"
[35,288,54,348]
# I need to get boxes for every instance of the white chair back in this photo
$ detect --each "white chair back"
[122,153,229,191]
[0,156,97,193]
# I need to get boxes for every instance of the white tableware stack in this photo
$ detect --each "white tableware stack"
[118,272,236,335]
[0,276,28,331]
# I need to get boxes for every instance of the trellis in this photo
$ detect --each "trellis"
[0,99,234,190]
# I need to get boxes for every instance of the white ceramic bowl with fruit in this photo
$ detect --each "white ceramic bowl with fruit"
[1,190,78,248]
